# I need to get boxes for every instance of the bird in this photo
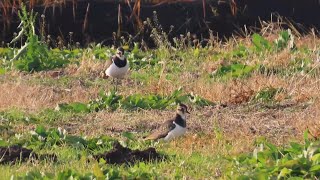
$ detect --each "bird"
[144,103,190,141]
[101,47,129,79]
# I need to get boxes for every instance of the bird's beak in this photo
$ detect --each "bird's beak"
[186,109,190,114]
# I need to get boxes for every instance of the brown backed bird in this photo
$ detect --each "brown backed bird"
[145,104,190,141]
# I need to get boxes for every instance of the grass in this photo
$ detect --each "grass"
[1,11,320,178]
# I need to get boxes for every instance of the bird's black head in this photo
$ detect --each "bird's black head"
[117,47,125,56]
[177,103,190,114]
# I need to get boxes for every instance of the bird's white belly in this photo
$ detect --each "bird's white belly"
[105,63,129,78]
[164,125,186,141]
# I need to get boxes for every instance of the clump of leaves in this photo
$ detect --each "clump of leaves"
[11,4,69,72]
[15,163,158,179]
[253,87,284,103]
[88,90,123,112]
[226,133,320,179]
[231,45,250,58]
[127,44,159,70]
[90,44,113,60]
[212,63,256,80]
[290,58,312,73]
[57,89,215,113]
[20,125,116,151]
[252,33,272,52]
[14,169,95,180]
[274,29,296,51]
[0,48,14,60]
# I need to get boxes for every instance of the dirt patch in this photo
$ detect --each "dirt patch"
[0,145,57,164]
[93,141,164,165]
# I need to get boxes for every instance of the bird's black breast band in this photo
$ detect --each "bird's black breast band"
[113,57,127,67]
[174,115,186,127]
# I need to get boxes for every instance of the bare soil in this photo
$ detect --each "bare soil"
[93,141,164,165]
[0,145,57,164]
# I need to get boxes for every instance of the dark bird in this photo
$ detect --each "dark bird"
[145,104,190,141]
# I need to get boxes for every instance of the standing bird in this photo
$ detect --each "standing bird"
[144,104,190,141]
[101,47,129,79]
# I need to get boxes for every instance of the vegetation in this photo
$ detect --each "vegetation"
[56,88,214,113]
[1,6,320,180]
[226,134,320,178]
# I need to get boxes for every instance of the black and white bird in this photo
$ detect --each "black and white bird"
[144,104,190,141]
[102,47,129,79]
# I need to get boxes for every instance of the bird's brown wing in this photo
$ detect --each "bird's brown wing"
[144,119,175,140]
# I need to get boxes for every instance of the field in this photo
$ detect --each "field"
[1,7,320,179]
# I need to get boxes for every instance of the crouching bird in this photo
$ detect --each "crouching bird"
[101,47,129,79]
[144,104,190,141]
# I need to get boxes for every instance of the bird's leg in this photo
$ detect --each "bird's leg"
[121,77,126,87]
[115,79,122,91]
[110,78,120,92]
[111,78,117,91]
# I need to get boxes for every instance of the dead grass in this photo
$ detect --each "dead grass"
[0,81,100,111]
[1,31,320,155]
[2,66,320,112]
[65,56,106,77]
[24,99,312,147]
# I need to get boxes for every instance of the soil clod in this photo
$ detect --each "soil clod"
[93,141,164,164]
[0,145,57,164]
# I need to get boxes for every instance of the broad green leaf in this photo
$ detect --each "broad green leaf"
[0,68,6,75]
[122,132,135,140]
[280,159,299,169]
[93,162,104,178]
[311,153,320,162]
[231,45,249,58]
[35,125,47,137]
[288,177,304,180]
[194,48,200,57]
[64,135,87,147]
[252,33,271,52]
[304,130,310,146]
[274,29,295,51]
[69,102,88,113]
[289,142,303,152]
[257,152,267,164]
[277,167,292,179]
[310,164,320,172]
[0,139,8,146]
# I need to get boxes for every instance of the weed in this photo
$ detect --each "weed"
[252,33,272,52]
[1,8,320,179]
[9,4,70,72]
[275,29,296,51]
[212,63,257,80]
[253,87,285,103]
[225,133,320,178]
[57,89,215,113]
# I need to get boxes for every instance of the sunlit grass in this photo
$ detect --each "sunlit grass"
[1,7,320,178]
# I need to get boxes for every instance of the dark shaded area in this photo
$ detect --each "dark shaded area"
[0,145,57,164]
[93,141,164,164]
[0,145,33,163]
[0,0,320,46]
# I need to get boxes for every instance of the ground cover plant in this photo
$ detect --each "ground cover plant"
[1,7,320,179]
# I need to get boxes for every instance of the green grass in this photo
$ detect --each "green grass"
[1,7,320,178]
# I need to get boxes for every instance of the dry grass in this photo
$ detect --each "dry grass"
[1,31,320,154]
[0,81,100,111]
[12,99,311,146]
